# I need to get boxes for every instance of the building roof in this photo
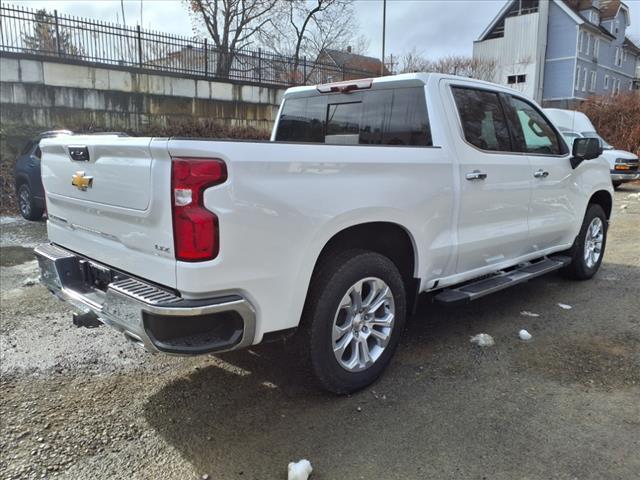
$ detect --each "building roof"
[623,36,640,55]
[599,0,624,20]
[321,49,390,76]
[478,0,635,42]
[563,0,627,19]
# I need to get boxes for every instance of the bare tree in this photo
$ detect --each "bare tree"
[397,50,497,81]
[260,0,361,81]
[397,48,430,73]
[187,0,278,77]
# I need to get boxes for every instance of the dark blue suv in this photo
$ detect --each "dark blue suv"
[14,130,73,220]
[14,131,128,220]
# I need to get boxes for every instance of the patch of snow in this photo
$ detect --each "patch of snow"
[469,333,495,347]
[557,303,572,310]
[22,277,39,287]
[0,216,22,225]
[518,329,532,341]
[288,459,312,480]
[619,204,628,210]
[520,311,540,318]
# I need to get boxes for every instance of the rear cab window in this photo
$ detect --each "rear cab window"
[275,86,433,147]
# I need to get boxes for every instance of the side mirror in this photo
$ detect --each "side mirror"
[570,137,602,169]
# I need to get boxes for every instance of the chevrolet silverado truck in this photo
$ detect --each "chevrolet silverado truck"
[35,73,613,393]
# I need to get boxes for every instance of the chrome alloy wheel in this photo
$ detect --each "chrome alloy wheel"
[332,277,395,372]
[584,217,604,269]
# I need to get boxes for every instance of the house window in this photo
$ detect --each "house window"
[611,78,621,95]
[589,71,597,92]
[579,31,585,52]
[507,74,526,85]
[593,38,600,58]
[582,67,587,91]
[623,50,628,62]
[575,67,581,89]
[604,75,609,89]
[615,47,622,67]
[586,34,592,55]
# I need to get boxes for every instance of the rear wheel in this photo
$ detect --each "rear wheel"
[562,204,607,280]
[17,183,44,221]
[302,250,406,394]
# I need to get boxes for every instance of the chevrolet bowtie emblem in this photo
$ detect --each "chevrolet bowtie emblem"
[71,171,93,191]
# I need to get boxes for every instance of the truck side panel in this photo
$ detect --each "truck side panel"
[167,139,456,341]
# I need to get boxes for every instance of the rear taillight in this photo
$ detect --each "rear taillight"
[171,157,227,262]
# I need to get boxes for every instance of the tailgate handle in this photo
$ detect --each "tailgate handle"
[68,145,90,162]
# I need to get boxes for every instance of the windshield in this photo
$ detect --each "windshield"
[562,132,581,146]
[581,131,613,149]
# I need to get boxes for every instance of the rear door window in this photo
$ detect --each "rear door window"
[451,87,512,152]
[21,141,35,156]
[275,87,432,146]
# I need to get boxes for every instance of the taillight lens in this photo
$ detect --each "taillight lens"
[171,157,227,261]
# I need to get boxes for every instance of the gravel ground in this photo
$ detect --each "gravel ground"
[1,185,639,480]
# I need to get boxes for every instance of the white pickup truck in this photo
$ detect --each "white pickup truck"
[36,73,613,393]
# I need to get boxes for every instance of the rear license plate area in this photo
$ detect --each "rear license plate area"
[79,260,115,291]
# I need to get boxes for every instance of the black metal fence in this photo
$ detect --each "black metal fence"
[0,3,373,87]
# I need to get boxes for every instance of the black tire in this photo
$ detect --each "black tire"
[612,181,622,190]
[562,204,607,280]
[301,249,407,394]
[17,183,44,221]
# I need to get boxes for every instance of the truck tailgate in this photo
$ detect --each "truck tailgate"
[41,136,177,288]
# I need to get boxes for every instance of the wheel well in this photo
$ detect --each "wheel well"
[310,222,419,309]
[15,174,28,189]
[588,190,612,219]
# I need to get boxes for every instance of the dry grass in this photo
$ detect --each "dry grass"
[577,92,640,156]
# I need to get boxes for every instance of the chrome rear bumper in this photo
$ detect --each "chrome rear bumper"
[34,243,256,355]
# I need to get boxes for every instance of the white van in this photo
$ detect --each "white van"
[544,108,639,189]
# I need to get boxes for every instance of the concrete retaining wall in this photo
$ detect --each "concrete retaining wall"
[0,55,285,135]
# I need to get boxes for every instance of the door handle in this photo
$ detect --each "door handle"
[466,170,487,181]
[534,169,549,178]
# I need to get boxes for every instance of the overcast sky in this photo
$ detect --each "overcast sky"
[14,0,640,61]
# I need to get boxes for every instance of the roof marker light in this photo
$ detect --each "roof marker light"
[316,78,373,93]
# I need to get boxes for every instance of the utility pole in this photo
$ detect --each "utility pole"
[381,0,386,76]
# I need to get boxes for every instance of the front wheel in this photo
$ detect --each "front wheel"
[302,250,406,394]
[562,204,607,280]
[612,181,622,190]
